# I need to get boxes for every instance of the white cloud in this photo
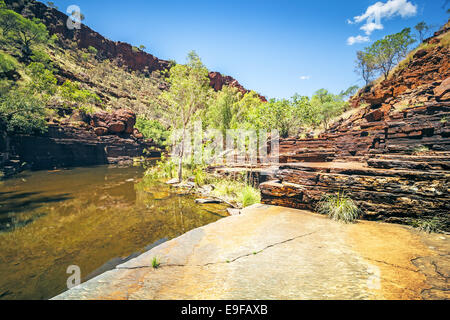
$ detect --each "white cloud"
[347,35,370,45]
[299,76,310,80]
[350,0,418,36]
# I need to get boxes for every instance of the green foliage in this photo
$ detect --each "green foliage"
[414,21,430,42]
[46,2,58,10]
[0,78,13,95]
[413,145,430,154]
[0,51,17,76]
[238,185,261,208]
[411,217,446,234]
[309,89,348,130]
[151,256,160,269]
[26,61,57,95]
[355,50,376,86]
[232,90,266,130]
[0,86,48,134]
[366,28,416,79]
[159,51,212,181]
[316,192,360,223]
[145,154,177,179]
[206,85,241,135]
[30,49,53,69]
[135,116,169,146]
[160,51,211,130]
[87,46,98,56]
[59,80,101,105]
[211,177,261,208]
[262,98,300,138]
[340,85,359,99]
[0,8,49,59]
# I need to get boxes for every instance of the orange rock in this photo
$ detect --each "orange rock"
[434,77,450,99]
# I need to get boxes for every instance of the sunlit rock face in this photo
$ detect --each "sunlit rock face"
[208,72,267,102]
[262,24,450,226]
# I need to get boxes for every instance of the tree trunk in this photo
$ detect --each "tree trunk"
[177,128,186,182]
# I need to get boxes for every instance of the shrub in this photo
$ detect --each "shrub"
[316,192,360,223]
[193,167,207,186]
[145,154,177,179]
[59,80,101,107]
[30,49,53,69]
[0,87,48,134]
[211,178,261,208]
[0,79,13,95]
[26,62,57,95]
[413,145,430,154]
[238,185,261,208]
[87,46,98,56]
[0,52,18,76]
[411,217,446,234]
[135,117,170,146]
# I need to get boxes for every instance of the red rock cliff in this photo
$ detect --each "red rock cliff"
[5,0,264,99]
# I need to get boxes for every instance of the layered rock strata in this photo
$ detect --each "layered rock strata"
[1,110,160,174]
[262,25,450,226]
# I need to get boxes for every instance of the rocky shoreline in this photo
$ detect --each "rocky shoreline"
[53,204,449,300]
[0,109,161,177]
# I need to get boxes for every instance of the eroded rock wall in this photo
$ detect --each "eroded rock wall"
[5,0,261,97]
[262,25,450,225]
[2,110,160,173]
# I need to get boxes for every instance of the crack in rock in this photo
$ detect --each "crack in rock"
[116,231,317,270]
[361,257,419,272]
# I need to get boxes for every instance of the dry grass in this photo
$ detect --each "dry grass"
[47,46,168,119]
[438,32,450,47]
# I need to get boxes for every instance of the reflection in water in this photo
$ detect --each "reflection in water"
[0,165,228,300]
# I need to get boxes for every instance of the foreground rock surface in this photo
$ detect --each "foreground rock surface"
[54,205,449,300]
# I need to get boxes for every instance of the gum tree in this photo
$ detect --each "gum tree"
[0,6,49,60]
[310,89,347,131]
[355,50,376,86]
[414,21,430,43]
[367,28,416,80]
[160,51,212,182]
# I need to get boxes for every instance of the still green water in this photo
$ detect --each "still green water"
[0,165,228,300]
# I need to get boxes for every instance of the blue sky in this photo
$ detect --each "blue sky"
[48,0,449,99]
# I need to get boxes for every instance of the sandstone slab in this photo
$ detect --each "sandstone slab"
[53,205,449,300]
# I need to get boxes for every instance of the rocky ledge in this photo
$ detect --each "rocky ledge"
[262,26,450,227]
[53,205,449,300]
[1,109,160,176]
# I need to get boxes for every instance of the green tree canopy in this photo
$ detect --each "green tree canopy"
[355,50,376,86]
[310,89,347,130]
[0,7,49,60]
[0,86,47,134]
[366,28,416,79]
[414,21,430,43]
[159,50,212,181]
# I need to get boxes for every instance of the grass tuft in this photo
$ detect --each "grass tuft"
[316,192,360,223]
[411,217,447,234]
[413,145,430,155]
[238,185,261,208]
[151,256,161,269]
